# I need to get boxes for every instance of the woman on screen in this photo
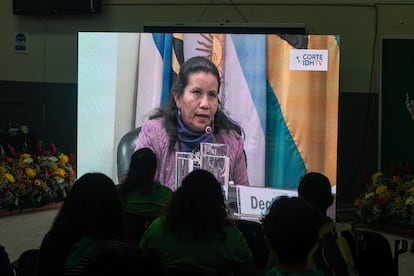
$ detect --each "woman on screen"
[136,56,249,190]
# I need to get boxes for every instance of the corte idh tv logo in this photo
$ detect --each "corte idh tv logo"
[290,49,328,71]
[296,53,324,66]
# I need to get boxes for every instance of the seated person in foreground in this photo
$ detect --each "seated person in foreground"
[140,169,256,276]
[118,147,172,217]
[0,244,13,276]
[81,240,167,276]
[262,196,323,276]
[136,56,249,190]
[298,172,352,276]
[36,173,124,276]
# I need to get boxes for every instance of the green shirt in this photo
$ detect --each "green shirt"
[64,236,96,270]
[123,182,172,217]
[264,266,324,276]
[140,218,253,275]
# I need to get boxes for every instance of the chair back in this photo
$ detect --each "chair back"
[234,219,269,271]
[313,227,350,276]
[12,249,39,276]
[393,239,408,276]
[355,229,394,276]
[117,127,141,183]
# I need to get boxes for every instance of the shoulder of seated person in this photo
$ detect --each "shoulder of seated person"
[319,221,336,236]
[155,181,172,192]
[141,118,167,136]
[224,221,245,234]
[335,222,353,232]
[142,118,162,128]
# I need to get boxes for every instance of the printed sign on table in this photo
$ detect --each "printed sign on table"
[236,185,298,217]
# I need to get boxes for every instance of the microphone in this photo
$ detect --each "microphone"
[205,125,212,134]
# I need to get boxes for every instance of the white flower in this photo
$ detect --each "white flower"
[24,157,33,164]
[49,156,58,162]
[405,196,414,206]
[373,206,381,215]
[55,176,65,184]
[365,192,374,199]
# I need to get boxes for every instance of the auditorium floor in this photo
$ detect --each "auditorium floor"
[1,208,413,276]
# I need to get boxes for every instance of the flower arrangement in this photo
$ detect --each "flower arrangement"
[0,143,76,212]
[354,168,414,229]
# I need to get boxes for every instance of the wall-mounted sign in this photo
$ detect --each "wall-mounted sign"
[15,32,28,53]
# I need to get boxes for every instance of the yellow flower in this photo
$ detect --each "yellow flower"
[5,173,15,183]
[58,153,69,166]
[20,153,33,164]
[408,186,414,196]
[0,149,77,212]
[21,153,31,159]
[55,168,65,177]
[375,184,387,196]
[25,168,37,178]
[371,172,383,182]
[394,197,405,210]
[41,181,48,190]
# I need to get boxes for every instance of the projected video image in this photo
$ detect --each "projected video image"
[77,32,340,191]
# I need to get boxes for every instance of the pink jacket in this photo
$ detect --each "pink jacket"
[136,118,249,191]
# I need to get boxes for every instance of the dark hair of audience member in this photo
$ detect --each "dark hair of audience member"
[149,56,243,150]
[52,172,123,239]
[163,169,231,241]
[82,240,166,276]
[37,172,124,275]
[0,244,13,276]
[298,172,334,215]
[118,147,157,201]
[262,196,322,267]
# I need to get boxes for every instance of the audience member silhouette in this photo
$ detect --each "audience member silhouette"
[0,244,14,276]
[118,147,172,216]
[262,196,323,276]
[298,172,334,218]
[13,248,40,276]
[81,240,167,276]
[36,172,124,276]
[140,169,255,275]
[298,172,351,276]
